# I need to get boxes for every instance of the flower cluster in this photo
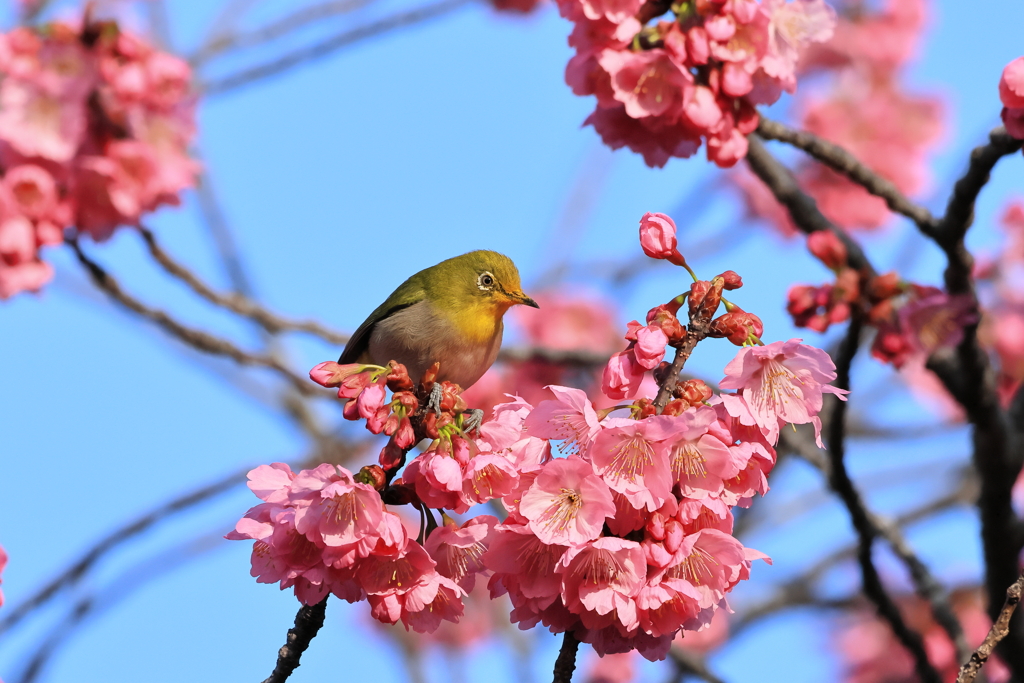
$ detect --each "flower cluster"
[478,213,844,659]
[561,0,835,168]
[737,0,944,233]
[227,461,506,633]
[232,211,847,654]
[1000,57,1024,140]
[0,19,199,299]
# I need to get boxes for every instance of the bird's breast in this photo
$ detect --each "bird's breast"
[367,299,503,389]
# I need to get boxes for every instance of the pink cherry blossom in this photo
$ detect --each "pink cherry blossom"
[520,456,615,545]
[401,573,466,633]
[485,522,568,602]
[599,49,692,119]
[761,0,836,92]
[590,416,685,510]
[634,325,669,369]
[425,516,497,591]
[523,385,601,456]
[601,349,647,400]
[558,537,646,631]
[898,292,978,355]
[720,339,848,446]
[461,453,520,506]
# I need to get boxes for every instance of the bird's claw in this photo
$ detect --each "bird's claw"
[426,382,444,417]
[462,408,484,435]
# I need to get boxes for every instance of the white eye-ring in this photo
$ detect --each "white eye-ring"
[477,272,495,290]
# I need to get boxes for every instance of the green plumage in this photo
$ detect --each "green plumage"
[337,250,535,371]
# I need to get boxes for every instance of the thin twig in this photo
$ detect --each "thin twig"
[138,226,350,345]
[201,0,474,96]
[957,572,1024,683]
[669,646,727,683]
[732,480,974,635]
[756,117,939,235]
[190,0,377,66]
[263,599,329,683]
[551,631,580,683]
[0,466,248,636]
[67,237,316,396]
[824,315,942,683]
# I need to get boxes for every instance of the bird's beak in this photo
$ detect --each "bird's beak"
[512,292,540,308]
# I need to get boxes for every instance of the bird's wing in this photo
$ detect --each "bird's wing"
[337,278,425,364]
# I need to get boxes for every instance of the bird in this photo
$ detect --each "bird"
[338,250,539,393]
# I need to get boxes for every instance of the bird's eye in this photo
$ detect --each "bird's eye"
[478,272,495,289]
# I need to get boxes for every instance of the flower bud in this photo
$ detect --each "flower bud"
[717,270,743,290]
[386,361,414,392]
[834,267,861,303]
[379,438,405,470]
[677,378,712,405]
[646,512,667,541]
[690,277,725,324]
[807,230,848,270]
[639,212,686,266]
[422,411,440,439]
[309,361,361,387]
[421,361,440,389]
[664,520,684,554]
[661,398,688,415]
[709,311,764,346]
[866,272,902,302]
[355,464,387,490]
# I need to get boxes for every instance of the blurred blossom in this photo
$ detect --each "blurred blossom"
[836,590,1009,683]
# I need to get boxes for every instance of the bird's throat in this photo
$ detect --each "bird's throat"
[445,300,506,344]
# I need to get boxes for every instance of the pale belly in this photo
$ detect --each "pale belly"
[367,300,502,389]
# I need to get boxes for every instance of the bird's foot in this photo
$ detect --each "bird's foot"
[462,408,484,435]
[426,382,444,417]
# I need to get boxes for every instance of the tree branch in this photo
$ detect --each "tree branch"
[138,226,350,345]
[669,646,727,683]
[201,0,474,96]
[824,316,942,683]
[263,599,329,683]
[744,135,876,277]
[190,0,377,66]
[552,631,580,683]
[68,237,316,396]
[0,467,247,636]
[755,118,939,235]
[957,571,1024,683]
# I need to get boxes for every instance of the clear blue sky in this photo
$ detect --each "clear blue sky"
[1,1,1023,681]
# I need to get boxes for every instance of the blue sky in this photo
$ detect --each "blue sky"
[1,0,1023,681]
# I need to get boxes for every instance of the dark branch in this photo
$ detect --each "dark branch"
[263,599,328,683]
[202,0,473,96]
[779,427,973,663]
[669,646,727,683]
[68,237,316,396]
[0,467,246,636]
[957,572,1024,683]
[824,316,942,683]
[756,117,939,235]
[936,127,1023,251]
[744,135,876,277]
[138,226,350,345]
[552,631,580,683]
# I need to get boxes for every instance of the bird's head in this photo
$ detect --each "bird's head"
[427,250,539,320]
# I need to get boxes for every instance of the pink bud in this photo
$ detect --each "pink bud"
[718,270,743,290]
[380,439,404,470]
[646,512,667,541]
[664,520,684,554]
[999,57,1024,109]
[639,212,685,265]
[807,230,847,270]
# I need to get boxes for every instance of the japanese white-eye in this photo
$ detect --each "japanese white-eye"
[338,250,539,389]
